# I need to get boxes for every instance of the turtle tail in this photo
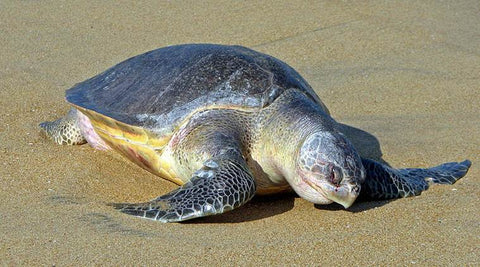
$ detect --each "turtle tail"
[359,158,471,200]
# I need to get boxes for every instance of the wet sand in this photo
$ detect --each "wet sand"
[1,1,479,265]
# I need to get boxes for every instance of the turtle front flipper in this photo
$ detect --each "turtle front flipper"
[112,157,256,222]
[39,108,86,145]
[359,158,471,200]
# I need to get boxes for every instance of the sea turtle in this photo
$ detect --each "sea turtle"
[40,44,471,222]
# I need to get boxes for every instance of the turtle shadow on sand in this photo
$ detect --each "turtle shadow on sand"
[314,200,390,213]
[185,196,389,225]
[337,123,389,166]
[183,194,297,224]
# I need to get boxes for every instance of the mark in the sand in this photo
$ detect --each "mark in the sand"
[252,20,360,48]
[49,195,161,236]
[80,213,153,237]
[49,195,85,205]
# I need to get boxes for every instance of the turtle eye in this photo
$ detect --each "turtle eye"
[329,165,343,186]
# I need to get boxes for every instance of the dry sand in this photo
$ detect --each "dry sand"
[1,1,479,265]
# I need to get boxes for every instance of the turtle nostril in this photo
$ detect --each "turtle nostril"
[351,185,360,194]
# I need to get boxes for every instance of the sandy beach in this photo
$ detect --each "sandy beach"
[1,1,479,265]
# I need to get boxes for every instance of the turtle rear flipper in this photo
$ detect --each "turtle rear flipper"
[112,157,256,222]
[39,108,86,145]
[359,158,471,200]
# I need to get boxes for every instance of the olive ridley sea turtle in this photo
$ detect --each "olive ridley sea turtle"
[39,44,471,222]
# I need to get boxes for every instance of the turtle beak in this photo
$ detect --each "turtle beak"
[327,183,360,209]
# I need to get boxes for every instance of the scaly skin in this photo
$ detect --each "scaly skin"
[359,158,471,200]
[39,108,86,145]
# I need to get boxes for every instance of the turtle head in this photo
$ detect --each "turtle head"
[293,131,365,208]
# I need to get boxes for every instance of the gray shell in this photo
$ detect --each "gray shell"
[67,44,324,135]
